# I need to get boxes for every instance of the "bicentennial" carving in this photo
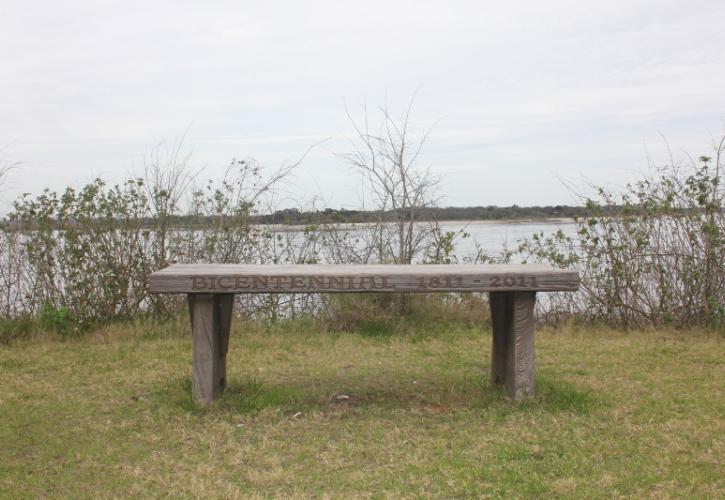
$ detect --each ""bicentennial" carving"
[191,275,393,291]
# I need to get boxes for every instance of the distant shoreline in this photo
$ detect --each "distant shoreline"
[252,205,592,226]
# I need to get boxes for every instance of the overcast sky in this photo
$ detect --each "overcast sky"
[2,0,724,210]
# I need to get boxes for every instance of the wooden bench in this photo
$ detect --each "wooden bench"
[149,264,579,405]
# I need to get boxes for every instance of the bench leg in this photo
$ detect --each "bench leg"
[187,294,234,406]
[489,291,536,400]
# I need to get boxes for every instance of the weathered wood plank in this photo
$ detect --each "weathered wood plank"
[188,294,234,405]
[150,264,579,293]
[489,291,536,400]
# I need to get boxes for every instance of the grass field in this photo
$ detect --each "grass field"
[1,318,723,498]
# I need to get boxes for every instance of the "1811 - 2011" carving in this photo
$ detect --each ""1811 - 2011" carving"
[416,276,538,288]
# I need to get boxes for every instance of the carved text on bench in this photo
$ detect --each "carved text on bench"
[189,274,539,291]
[192,275,393,291]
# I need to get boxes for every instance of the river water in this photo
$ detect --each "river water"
[433,219,577,257]
[263,218,579,262]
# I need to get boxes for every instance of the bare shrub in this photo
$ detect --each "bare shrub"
[338,97,446,265]
[318,97,468,317]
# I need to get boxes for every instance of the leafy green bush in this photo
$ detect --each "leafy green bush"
[520,152,724,329]
[38,303,76,336]
[1,159,312,325]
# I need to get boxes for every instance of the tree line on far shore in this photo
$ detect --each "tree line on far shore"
[254,204,594,225]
